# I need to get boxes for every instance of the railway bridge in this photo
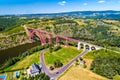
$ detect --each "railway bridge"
[23,25,102,51]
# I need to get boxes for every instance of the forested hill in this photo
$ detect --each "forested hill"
[2,10,120,19]
[0,11,120,50]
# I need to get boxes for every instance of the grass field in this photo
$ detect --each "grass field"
[2,26,24,35]
[5,51,40,71]
[44,46,83,65]
[84,49,120,59]
[74,19,87,26]
[58,65,109,80]
[108,47,120,53]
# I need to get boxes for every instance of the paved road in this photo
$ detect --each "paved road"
[40,49,89,80]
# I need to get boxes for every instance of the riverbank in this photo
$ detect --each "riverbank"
[0,41,41,65]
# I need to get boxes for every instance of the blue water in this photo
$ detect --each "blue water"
[15,71,20,76]
[0,74,7,80]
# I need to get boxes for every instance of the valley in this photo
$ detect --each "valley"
[0,11,120,80]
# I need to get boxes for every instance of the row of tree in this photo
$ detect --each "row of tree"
[0,44,50,72]
[21,73,50,80]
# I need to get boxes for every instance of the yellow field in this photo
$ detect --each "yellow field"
[103,19,119,23]
[74,19,87,26]
[58,65,108,80]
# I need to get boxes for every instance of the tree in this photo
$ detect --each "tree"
[79,57,83,61]
[43,75,50,80]
[50,66,54,70]
[54,59,63,68]
[90,55,120,79]
[24,73,50,80]
[103,43,109,52]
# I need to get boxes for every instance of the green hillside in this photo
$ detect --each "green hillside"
[0,16,119,50]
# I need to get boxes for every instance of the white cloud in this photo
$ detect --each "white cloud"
[83,3,88,6]
[98,0,105,3]
[58,1,66,6]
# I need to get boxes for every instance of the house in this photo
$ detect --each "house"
[26,63,41,77]
[80,60,85,65]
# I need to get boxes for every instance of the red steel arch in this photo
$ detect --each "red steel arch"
[27,27,80,46]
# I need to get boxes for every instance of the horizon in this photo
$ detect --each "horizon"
[0,0,120,15]
[1,10,120,16]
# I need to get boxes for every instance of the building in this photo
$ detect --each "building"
[26,63,41,77]
[80,60,85,65]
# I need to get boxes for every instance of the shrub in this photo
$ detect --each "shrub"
[76,59,79,62]
[50,66,54,70]
[53,46,61,51]
[75,62,79,66]
[79,57,83,61]
[54,59,63,68]
[113,74,120,80]
[83,64,87,68]
[23,73,50,80]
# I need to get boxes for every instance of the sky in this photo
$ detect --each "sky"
[0,0,120,15]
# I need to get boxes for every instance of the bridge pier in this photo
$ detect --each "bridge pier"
[41,33,47,44]
[77,42,81,50]
[66,38,69,47]
[89,45,92,51]
[56,36,59,46]
[48,37,52,44]
[83,44,86,50]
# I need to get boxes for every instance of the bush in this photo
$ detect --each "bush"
[82,64,87,68]
[49,45,61,53]
[76,59,79,62]
[50,66,54,70]
[53,46,61,51]
[23,73,50,80]
[75,62,79,66]
[54,59,63,68]
[79,57,83,61]
[113,74,120,80]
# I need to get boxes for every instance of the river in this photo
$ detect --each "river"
[0,42,41,65]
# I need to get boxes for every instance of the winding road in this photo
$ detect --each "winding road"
[40,49,89,80]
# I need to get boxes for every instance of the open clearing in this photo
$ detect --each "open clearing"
[44,46,83,65]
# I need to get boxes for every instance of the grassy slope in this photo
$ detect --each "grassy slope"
[5,51,40,71]
[58,65,108,80]
[108,47,120,53]
[44,46,83,65]
[1,26,24,35]
[84,49,120,59]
